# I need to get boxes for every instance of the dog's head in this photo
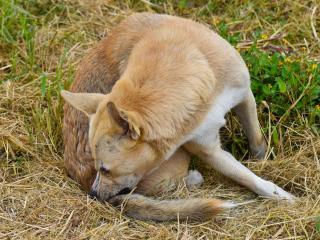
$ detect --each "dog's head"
[61,90,159,200]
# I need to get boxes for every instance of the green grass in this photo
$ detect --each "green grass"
[1,0,319,239]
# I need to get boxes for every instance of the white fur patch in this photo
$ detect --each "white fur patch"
[185,170,204,188]
[254,179,296,202]
[220,201,238,209]
[191,87,247,145]
[164,87,247,159]
[220,200,256,209]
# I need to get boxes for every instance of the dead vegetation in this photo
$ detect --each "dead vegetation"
[0,0,319,239]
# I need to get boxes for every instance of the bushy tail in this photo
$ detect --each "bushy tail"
[109,194,236,221]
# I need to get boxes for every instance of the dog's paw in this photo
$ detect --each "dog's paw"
[271,185,296,203]
[251,141,267,160]
[256,180,296,203]
[185,170,204,189]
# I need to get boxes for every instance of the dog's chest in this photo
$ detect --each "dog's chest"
[188,87,247,145]
[164,87,247,160]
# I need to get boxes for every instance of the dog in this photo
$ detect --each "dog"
[62,13,295,221]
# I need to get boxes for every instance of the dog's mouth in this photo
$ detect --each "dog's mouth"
[89,187,132,202]
[107,187,133,205]
[116,187,132,196]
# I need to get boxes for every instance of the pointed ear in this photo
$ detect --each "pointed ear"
[106,101,141,140]
[61,90,105,116]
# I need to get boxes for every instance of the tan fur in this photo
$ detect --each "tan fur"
[62,13,293,221]
[136,148,190,196]
[63,13,170,191]
[109,194,224,221]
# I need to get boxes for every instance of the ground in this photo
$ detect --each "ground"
[0,0,319,239]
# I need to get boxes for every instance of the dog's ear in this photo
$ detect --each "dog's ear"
[61,90,105,116]
[107,101,141,140]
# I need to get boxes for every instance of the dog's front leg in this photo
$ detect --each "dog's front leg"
[185,141,295,202]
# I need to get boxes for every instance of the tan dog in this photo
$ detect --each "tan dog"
[62,13,294,221]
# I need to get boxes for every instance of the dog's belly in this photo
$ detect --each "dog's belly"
[189,87,248,146]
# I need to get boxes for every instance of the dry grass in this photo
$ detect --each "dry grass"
[1,0,319,239]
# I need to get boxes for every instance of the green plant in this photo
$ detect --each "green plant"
[316,217,320,234]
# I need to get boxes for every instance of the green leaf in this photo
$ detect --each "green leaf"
[40,73,47,97]
[207,1,216,12]
[272,126,279,145]
[262,84,271,95]
[316,217,320,233]
[178,0,188,9]
[277,79,287,93]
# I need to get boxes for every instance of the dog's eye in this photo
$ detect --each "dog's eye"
[100,166,110,175]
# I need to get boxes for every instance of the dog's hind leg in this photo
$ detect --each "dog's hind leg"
[186,142,295,202]
[136,148,191,196]
[233,90,267,159]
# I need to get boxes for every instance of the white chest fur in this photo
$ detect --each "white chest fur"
[164,87,247,159]
[190,87,247,146]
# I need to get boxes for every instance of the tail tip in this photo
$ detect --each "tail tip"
[220,201,238,209]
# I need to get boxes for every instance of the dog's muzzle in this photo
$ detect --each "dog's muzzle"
[89,187,132,201]
[89,189,98,199]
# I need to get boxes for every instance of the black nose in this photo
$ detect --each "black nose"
[117,187,131,195]
[89,189,98,199]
